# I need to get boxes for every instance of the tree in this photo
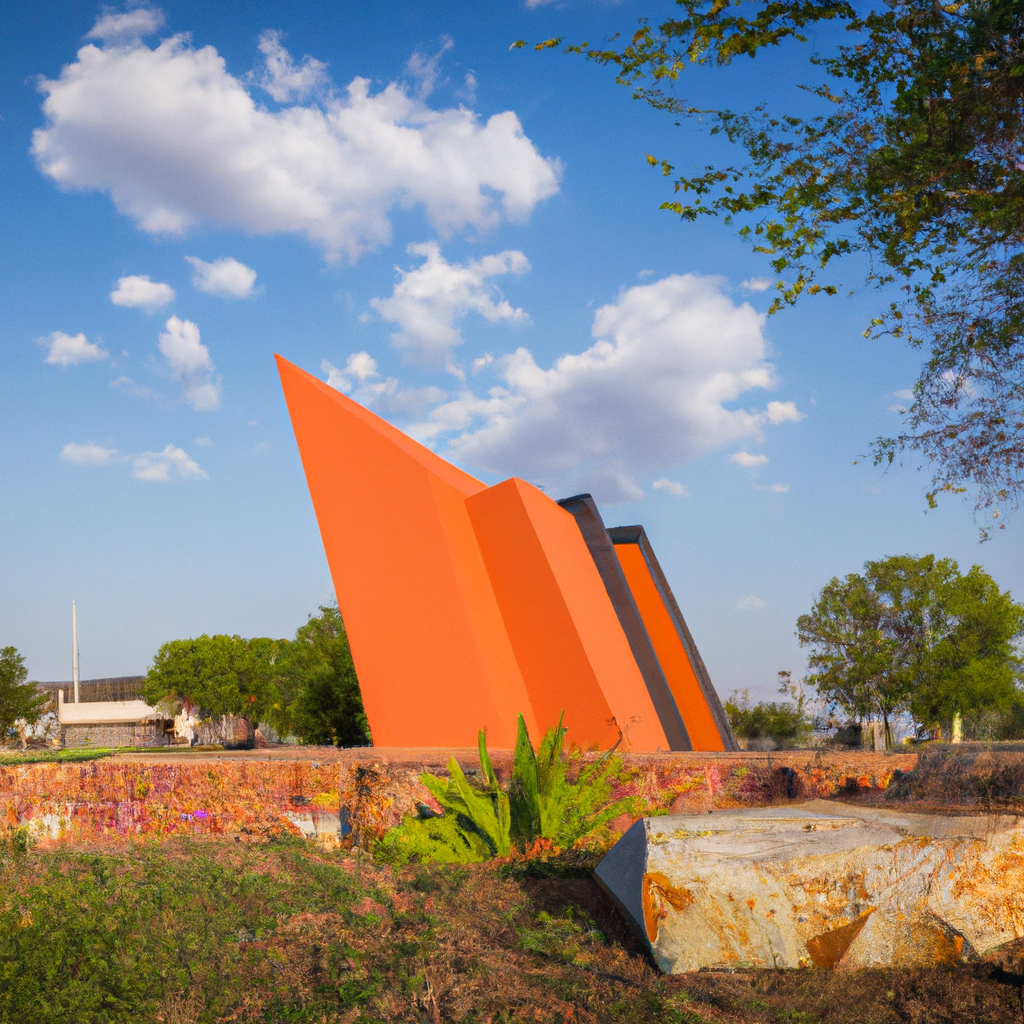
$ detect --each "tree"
[519,0,1024,527]
[725,671,812,749]
[797,554,1024,744]
[909,563,1024,731]
[0,647,49,748]
[142,634,285,731]
[278,604,369,747]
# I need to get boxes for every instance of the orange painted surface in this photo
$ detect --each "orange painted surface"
[468,479,670,752]
[276,356,535,749]
[613,543,726,751]
[277,355,673,751]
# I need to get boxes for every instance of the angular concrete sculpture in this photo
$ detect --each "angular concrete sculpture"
[276,355,737,752]
[595,802,1024,971]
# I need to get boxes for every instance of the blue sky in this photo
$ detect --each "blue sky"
[3,0,1021,700]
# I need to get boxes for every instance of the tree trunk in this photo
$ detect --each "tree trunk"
[952,711,963,744]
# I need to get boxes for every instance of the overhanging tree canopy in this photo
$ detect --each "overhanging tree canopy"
[519,0,1024,530]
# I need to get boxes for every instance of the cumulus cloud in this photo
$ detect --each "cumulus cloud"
[730,450,769,468]
[132,443,207,481]
[61,438,206,480]
[60,441,122,465]
[370,242,530,366]
[33,23,561,261]
[185,256,257,298]
[766,400,803,424]
[405,36,453,99]
[652,477,688,497]
[321,351,379,392]
[741,276,773,292]
[889,388,915,412]
[252,29,328,102]
[109,375,154,399]
[321,354,447,417]
[38,331,108,366]
[85,6,164,44]
[411,273,789,504]
[158,315,220,409]
[110,274,175,311]
[736,595,765,610]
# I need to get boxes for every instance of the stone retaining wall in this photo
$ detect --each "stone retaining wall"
[0,748,926,847]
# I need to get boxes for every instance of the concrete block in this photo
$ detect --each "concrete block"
[594,801,1024,972]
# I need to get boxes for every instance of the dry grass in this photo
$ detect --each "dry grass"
[0,837,1022,1023]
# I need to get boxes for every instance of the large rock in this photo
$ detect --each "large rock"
[594,801,1024,972]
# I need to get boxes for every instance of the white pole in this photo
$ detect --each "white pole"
[72,600,80,704]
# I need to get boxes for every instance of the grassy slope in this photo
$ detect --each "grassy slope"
[0,840,1021,1023]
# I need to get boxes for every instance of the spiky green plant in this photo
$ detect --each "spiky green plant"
[378,713,632,865]
[376,727,510,864]
[509,712,630,850]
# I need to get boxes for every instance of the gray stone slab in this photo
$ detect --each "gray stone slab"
[594,801,1024,971]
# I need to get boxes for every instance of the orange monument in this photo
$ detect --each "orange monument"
[276,355,737,752]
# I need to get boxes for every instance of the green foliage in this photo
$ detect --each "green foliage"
[276,603,369,746]
[0,647,49,747]
[725,690,810,748]
[0,748,112,766]
[142,633,285,726]
[380,714,631,865]
[0,841,732,1023]
[797,554,1024,741]
[531,0,1024,522]
[509,712,631,848]
[378,728,511,864]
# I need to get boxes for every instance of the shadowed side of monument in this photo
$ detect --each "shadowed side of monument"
[610,526,738,751]
[558,494,691,751]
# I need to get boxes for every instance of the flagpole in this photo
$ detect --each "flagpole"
[72,600,80,704]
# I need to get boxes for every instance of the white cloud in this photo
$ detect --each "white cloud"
[741,276,773,292]
[369,242,530,365]
[321,354,446,416]
[33,26,561,261]
[158,315,220,410]
[404,36,453,99]
[38,331,108,366]
[133,444,207,481]
[411,273,782,504]
[730,450,769,468]
[185,256,257,298]
[321,352,379,393]
[253,29,328,103]
[652,477,688,497]
[456,72,477,105]
[889,388,915,412]
[766,400,803,424]
[60,441,121,465]
[194,435,213,447]
[110,274,175,311]
[736,595,765,610]
[85,6,164,44]
[767,482,789,493]
[109,375,154,399]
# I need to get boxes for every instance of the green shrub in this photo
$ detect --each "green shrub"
[725,690,811,749]
[378,713,632,864]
